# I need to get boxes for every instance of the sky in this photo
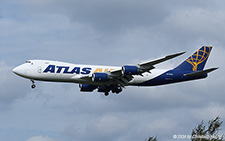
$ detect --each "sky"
[0,0,225,141]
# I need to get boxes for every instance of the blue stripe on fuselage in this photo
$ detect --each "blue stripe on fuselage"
[137,70,207,86]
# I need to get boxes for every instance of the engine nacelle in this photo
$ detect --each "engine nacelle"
[79,84,97,92]
[92,73,109,82]
[122,65,139,75]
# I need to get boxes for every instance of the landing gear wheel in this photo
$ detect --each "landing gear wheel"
[30,80,36,89]
[104,92,109,96]
[31,84,36,89]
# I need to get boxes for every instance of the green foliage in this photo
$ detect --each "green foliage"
[146,136,157,141]
[146,116,224,141]
[191,116,224,141]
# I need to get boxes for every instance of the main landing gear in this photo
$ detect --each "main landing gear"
[30,80,36,89]
[105,92,109,96]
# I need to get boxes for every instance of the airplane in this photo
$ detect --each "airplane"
[13,46,218,96]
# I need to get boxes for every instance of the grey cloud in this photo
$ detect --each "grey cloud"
[66,0,170,32]
[18,0,221,37]
[20,0,170,31]
[26,135,55,141]
[164,8,225,45]
[0,61,29,110]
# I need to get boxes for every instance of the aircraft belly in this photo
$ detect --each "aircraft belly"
[129,69,168,85]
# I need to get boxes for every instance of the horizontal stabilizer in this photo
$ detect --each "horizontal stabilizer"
[184,67,219,77]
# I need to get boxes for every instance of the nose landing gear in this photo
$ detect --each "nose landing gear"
[30,80,36,89]
[31,84,36,89]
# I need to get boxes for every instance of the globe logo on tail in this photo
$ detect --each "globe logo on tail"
[186,46,212,71]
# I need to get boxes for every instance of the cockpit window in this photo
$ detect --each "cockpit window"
[26,60,33,65]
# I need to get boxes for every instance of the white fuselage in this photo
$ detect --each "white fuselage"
[13,60,168,86]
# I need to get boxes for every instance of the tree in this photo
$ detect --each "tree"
[146,116,224,141]
[191,116,224,141]
[145,136,157,141]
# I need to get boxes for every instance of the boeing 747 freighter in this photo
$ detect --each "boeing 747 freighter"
[13,46,218,96]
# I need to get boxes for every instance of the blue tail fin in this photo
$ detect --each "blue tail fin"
[174,46,212,71]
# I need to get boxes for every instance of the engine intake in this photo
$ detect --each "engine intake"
[79,84,97,92]
[92,73,109,82]
[122,65,139,75]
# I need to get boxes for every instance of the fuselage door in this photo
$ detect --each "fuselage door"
[38,66,42,73]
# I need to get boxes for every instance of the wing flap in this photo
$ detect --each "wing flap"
[109,68,122,77]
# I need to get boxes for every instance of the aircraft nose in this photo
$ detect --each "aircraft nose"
[13,65,25,76]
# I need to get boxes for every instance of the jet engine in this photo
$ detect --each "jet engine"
[92,73,109,82]
[122,65,140,75]
[79,84,97,92]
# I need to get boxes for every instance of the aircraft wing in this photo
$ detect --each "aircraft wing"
[75,51,185,87]
[110,51,185,76]
[108,51,185,86]
[138,51,186,70]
